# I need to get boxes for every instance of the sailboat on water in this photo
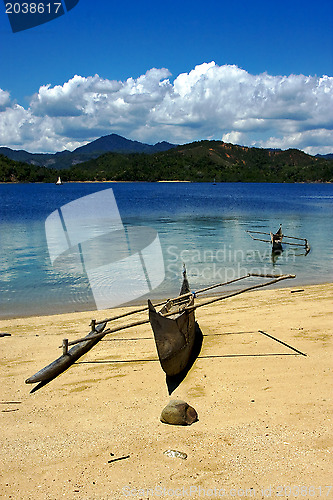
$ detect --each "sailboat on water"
[55,176,63,185]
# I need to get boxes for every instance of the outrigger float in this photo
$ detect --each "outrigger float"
[246,226,310,255]
[26,270,296,392]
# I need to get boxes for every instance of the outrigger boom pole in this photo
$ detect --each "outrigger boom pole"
[94,274,264,327]
[246,230,308,246]
[26,272,297,392]
[67,273,295,346]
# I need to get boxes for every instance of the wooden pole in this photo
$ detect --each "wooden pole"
[62,339,68,355]
[67,274,295,346]
[248,235,307,248]
[188,274,295,312]
[94,275,252,326]
[279,240,307,247]
[193,274,251,294]
[249,273,294,278]
[246,230,271,236]
[282,234,308,242]
[67,317,152,346]
[94,300,169,326]
[247,230,308,247]
[248,236,271,244]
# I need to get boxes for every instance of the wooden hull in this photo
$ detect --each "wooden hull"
[272,240,283,252]
[149,295,195,376]
[25,322,106,390]
[271,229,283,253]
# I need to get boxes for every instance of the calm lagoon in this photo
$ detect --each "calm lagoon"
[0,182,332,318]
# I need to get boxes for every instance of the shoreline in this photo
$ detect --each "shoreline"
[0,278,332,322]
[1,180,333,184]
[1,282,332,499]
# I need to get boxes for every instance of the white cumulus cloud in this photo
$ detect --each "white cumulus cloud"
[0,62,332,155]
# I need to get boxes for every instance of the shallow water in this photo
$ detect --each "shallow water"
[0,182,332,318]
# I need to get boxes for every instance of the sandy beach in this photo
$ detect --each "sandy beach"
[0,282,332,500]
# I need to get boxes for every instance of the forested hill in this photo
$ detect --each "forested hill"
[65,141,333,183]
[1,141,332,183]
[0,155,56,182]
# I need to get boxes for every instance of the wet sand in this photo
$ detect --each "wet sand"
[0,283,332,499]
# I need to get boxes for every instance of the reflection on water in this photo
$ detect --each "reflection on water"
[0,182,332,317]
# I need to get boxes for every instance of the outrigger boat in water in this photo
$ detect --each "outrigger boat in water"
[271,226,283,253]
[246,226,310,255]
[26,270,296,392]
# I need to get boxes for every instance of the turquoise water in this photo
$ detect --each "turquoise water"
[0,182,332,318]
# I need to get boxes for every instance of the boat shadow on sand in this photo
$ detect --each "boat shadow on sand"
[166,321,203,395]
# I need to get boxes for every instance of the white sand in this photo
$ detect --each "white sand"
[0,283,332,499]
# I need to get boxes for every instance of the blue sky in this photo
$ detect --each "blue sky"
[0,0,332,154]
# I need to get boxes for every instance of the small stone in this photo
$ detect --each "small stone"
[160,400,198,426]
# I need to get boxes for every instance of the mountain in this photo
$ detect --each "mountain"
[316,153,333,160]
[0,134,176,170]
[1,139,332,183]
[65,140,333,183]
[72,134,175,155]
[0,147,55,165]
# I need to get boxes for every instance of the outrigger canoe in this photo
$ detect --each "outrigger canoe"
[270,226,283,253]
[246,226,310,254]
[148,269,196,377]
[26,270,296,392]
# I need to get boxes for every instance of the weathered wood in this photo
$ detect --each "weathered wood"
[248,234,271,243]
[281,234,309,242]
[149,268,197,376]
[68,274,295,346]
[246,230,272,236]
[62,339,68,355]
[193,275,251,295]
[188,274,296,312]
[67,318,151,346]
[249,273,292,278]
[249,234,307,247]
[94,275,252,327]
[149,296,196,377]
[26,272,296,392]
[94,300,169,327]
[25,322,107,388]
[247,229,308,247]
[278,240,308,247]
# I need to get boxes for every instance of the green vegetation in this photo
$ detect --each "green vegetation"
[0,155,56,182]
[1,141,333,183]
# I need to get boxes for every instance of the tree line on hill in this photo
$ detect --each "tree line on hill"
[1,140,332,183]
